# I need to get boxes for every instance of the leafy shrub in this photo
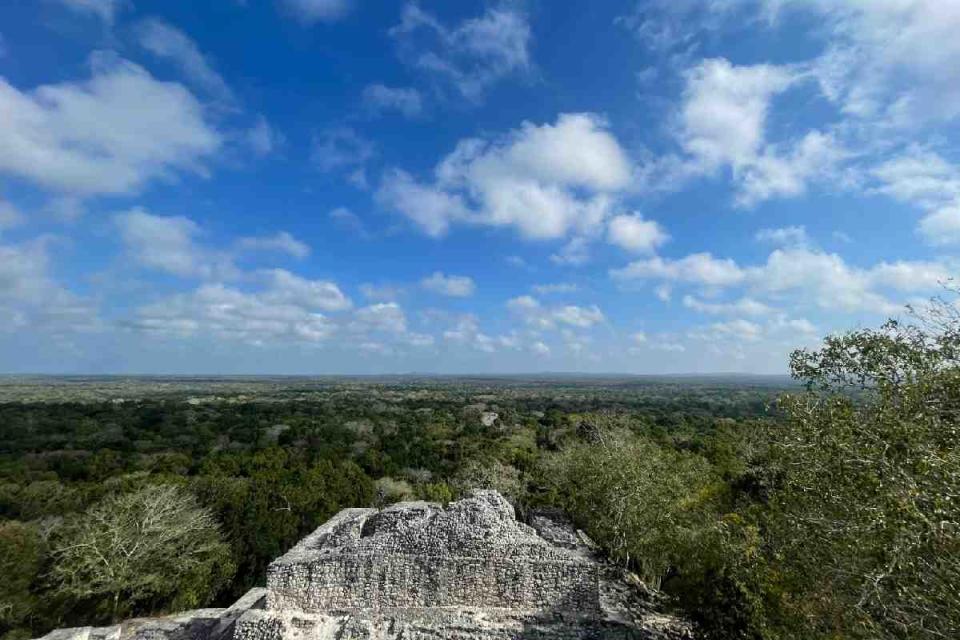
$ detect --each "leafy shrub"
[374,477,415,506]
[452,458,525,504]
[543,429,722,586]
[760,312,960,638]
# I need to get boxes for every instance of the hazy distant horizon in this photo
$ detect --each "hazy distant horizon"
[0,371,796,380]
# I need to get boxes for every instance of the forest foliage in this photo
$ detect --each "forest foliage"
[1,303,959,639]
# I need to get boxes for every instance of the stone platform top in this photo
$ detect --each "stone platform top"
[278,490,580,562]
[266,490,600,615]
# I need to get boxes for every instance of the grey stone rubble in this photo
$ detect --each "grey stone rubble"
[38,491,694,640]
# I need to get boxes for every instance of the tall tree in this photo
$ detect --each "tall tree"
[50,484,234,621]
[767,299,960,638]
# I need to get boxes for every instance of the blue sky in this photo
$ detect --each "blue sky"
[1,0,959,374]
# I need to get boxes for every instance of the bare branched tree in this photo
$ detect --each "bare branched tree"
[50,484,233,621]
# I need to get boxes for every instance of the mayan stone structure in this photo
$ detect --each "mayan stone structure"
[232,490,689,639]
[37,491,692,640]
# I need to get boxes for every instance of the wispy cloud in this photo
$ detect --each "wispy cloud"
[279,0,351,24]
[390,2,532,101]
[135,18,236,104]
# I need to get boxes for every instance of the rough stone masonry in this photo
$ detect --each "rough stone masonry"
[37,490,693,640]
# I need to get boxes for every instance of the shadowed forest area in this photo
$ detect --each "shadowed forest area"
[2,301,959,640]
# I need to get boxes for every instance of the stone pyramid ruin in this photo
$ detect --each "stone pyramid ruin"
[38,490,692,640]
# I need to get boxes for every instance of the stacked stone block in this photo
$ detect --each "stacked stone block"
[264,493,600,616]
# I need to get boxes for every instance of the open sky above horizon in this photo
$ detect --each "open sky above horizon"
[1,0,958,374]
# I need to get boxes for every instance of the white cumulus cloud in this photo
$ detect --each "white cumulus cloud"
[681,58,795,170]
[678,57,842,206]
[871,148,960,245]
[613,245,953,316]
[611,253,746,287]
[261,269,351,311]
[800,0,960,127]
[379,113,633,240]
[115,208,234,279]
[421,272,476,297]
[507,295,605,330]
[607,213,669,253]
[0,53,220,196]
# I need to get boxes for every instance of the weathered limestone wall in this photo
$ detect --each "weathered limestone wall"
[231,607,644,640]
[265,492,600,615]
[268,553,598,612]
